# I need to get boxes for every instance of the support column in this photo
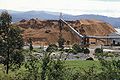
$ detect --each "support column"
[95,39,97,45]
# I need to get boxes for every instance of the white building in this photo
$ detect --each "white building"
[108,31,120,45]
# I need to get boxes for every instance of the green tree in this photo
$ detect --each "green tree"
[10,50,24,71]
[0,11,24,74]
[94,48,104,59]
[41,52,65,80]
[0,11,12,26]
[47,59,65,80]
[24,55,40,80]
[28,38,33,51]
[41,53,51,80]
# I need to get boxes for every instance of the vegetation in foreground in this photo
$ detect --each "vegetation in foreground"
[0,53,120,80]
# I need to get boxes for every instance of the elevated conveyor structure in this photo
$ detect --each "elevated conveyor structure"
[60,19,120,39]
[60,18,120,46]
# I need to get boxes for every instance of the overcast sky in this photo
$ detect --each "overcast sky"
[0,0,120,17]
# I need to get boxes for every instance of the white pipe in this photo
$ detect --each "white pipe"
[60,19,84,38]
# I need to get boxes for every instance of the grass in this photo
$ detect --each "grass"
[0,60,101,78]
[64,60,101,71]
[0,60,100,70]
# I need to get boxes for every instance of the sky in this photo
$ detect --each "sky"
[0,0,120,17]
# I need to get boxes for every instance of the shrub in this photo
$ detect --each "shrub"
[47,59,65,80]
[83,48,90,54]
[95,48,103,53]
[99,59,120,80]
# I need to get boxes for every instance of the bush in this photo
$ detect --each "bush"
[64,49,77,55]
[83,48,90,54]
[99,59,120,80]
[95,48,103,53]
[47,59,65,80]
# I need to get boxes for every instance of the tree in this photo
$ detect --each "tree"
[0,11,12,26]
[47,59,65,80]
[24,55,40,80]
[57,35,65,49]
[41,51,65,80]
[10,50,24,70]
[28,38,33,51]
[41,53,51,80]
[0,11,24,74]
